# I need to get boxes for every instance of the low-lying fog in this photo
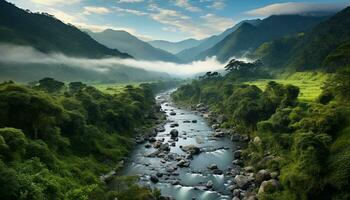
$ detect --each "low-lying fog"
[0,44,252,77]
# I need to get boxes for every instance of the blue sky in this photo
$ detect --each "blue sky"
[7,0,350,41]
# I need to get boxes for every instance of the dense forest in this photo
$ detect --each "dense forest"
[1,0,349,199]
[0,78,180,200]
[172,59,350,199]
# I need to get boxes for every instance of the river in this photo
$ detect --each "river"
[122,90,242,200]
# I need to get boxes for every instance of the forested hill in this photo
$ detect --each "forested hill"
[197,15,329,63]
[254,6,350,72]
[0,1,131,59]
[172,58,350,199]
[87,29,182,62]
[0,79,176,200]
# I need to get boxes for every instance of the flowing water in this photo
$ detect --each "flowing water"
[122,91,240,200]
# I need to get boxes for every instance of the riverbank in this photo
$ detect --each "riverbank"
[171,70,350,199]
[120,90,258,200]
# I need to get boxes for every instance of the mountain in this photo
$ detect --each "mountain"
[286,7,350,71]
[176,19,261,62]
[0,1,131,59]
[87,29,182,63]
[149,39,202,54]
[253,7,350,71]
[197,15,329,63]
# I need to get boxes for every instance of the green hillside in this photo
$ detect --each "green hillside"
[199,15,328,62]
[254,7,350,72]
[0,1,131,59]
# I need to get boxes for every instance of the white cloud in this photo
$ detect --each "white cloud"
[118,0,144,3]
[246,2,349,16]
[148,4,233,39]
[200,13,234,32]
[83,6,110,15]
[48,8,79,23]
[173,0,201,12]
[0,44,231,76]
[113,6,148,16]
[208,1,225,10]
[30,0,80,6]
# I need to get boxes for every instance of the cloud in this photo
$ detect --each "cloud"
[173,0,201,12]
[30,0,80,6]
[208,0,226,10]
[148,4,233,39]
[246,2,349,16]
[0,44,231,76]
[117,0,144,3]
[83,6,110,15]
[200,14,234,32]
[113,6,148,16]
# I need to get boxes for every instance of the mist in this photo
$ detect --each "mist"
[0,44,239,77]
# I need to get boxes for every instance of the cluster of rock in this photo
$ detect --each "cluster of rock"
[190,103,283,199]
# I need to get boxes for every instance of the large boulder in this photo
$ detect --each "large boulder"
[234,175,250,189]
[255,169,271,184]
[156,126,166,132]
[180,145,200,155]
[258,179,281,195]
[206,180,213,189]
[207,164,218,170]
[150,175,159,183]
[160,143,170,151]
[170,129,179,139]
[177,159,190,167]
[233,150,242,159]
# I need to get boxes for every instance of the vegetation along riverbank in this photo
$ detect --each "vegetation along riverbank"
[171,60,350,199]
[0,78,180,200]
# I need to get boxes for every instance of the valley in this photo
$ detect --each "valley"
[0,0,350,200]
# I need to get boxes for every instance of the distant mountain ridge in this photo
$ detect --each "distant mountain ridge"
[197,15,329,62]
[0,0,131,59]
[253,6,350,71]
[176,19,261,62]
[149,39,202,54]
[88,29,182,63]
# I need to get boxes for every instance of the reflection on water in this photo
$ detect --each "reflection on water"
[122,91,239,199]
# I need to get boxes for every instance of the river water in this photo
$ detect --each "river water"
[122,91,240,200]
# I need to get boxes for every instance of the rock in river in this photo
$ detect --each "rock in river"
[170,129,179,139]
[206,180,213,189]
[180,145,200,155]
[169,111,176,116]
[207,164,218,170]
[177,159,190,167]
[150,175,159,183]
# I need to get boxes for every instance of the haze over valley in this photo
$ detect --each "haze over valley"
[1,0,350,200]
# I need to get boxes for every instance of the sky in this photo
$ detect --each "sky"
[7,0,350,42]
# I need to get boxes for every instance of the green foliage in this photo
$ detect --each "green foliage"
[172,59,350,199]
[0,78,164,200]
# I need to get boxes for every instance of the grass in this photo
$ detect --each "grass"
[245,72,330,102]
[92,83,140,95]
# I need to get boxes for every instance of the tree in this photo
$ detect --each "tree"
[38,78,64,93]
[0,128,27,161]
[69,82,86,93]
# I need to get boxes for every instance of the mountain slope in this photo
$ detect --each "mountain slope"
[0,0,130,58]
[149,39,202,54]
[253,7,350,71]
[176,19,261,62]
[88,29,182,62]
[286,7,350,71]
[198,15,329,62]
